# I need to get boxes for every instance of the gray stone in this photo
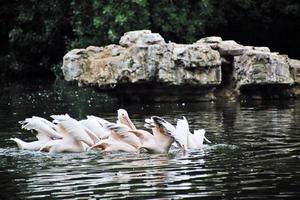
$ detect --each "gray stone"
[233,51,294,87]
[86,46,102,53]
[119,30,165,48]
[244,46,271,53]
[61,30,300,100]
[195,36,222,50]
[62,30,222,88]
[62,49,88,81]
[143,33,165,45]
[218,40,245,56]
[197,36,223,44]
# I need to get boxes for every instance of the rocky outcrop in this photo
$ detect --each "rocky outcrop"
[62,30,300,101]
[63,30,221,89]
[233,52,294,87]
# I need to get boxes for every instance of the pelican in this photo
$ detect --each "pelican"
[105,122,141,149]
[91,109,141,153]
[10,116,62,151]
[173,117,211,150]
[80,116,111,139]
[93,116,181,154]
[138,116,182,153]
[39,114,100,153]
[11,111,211,154]
[117,109,136,130]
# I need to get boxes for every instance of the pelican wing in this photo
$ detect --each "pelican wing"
[105,123,140,148]
[80,118,110,139]
[32,116,58,130]
[36,132,52,142]
[50,114,71,124]
[19,117,63,140]
[129,129,153,144]
[192,129,210,148]
[81,126,101,144]
[105,122,131,133]
[86,115,110,126]
[174,116,190,146]
[51,115,94,146]
[144,118,155,130]
[151,116,183,148]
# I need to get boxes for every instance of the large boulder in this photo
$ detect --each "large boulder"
[62,30,300,101]
[62,30,222,88]
[233,51,294,87]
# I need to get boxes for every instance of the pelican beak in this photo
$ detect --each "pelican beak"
[204,136,211,143]
[124,116,135,130]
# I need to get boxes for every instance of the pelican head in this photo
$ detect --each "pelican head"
[117,108,136,130]
[117,109,129,118]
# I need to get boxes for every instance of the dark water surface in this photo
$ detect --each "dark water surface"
[0,82,300,199]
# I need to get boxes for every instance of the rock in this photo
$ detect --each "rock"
[289,59,300,83]
[158,43,221,85]
[253,46,271,52]
[218,40,245,56]
[86,46,102,53]
[195,36,222,49]
[79,45,125,88]
[62,30,300,101]
[62,49,88,81]
[244,46,271,53]
[198,36,223,43]
[119,30,165,47]
[233,51,294,87]
[143,33,165,45]
[62,30,222,88]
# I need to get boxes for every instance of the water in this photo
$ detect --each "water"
[0,81,300,199]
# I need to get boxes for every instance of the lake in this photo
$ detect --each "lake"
[0,81,300,199]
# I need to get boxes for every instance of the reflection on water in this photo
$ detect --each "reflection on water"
[0,81,300,199]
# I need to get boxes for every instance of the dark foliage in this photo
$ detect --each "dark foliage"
[1,0,300,80]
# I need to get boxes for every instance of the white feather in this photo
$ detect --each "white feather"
[51,115,94,146]
[192,129,206,148]
[174,117,189,147]
[86,115,110,126]
[10,137,47,151]
[20,117,62,139]
[105,123,140,148]
[80,118,110,139]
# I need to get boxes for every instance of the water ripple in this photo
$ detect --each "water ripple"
[1,86,300,199]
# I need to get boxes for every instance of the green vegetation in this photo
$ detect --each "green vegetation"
[1,0,300,80]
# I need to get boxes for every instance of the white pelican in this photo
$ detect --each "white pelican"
[91,109,141,153]
[139,116,182,153]
[94,116,181,154]
[105,122,141,149]
[80,116,111,139]
[117,109,136,130]
[39,114,100,153]
[10,116,62,151]
[173,117,211,150]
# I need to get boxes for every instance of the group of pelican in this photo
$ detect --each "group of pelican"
[10,109,211,154]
